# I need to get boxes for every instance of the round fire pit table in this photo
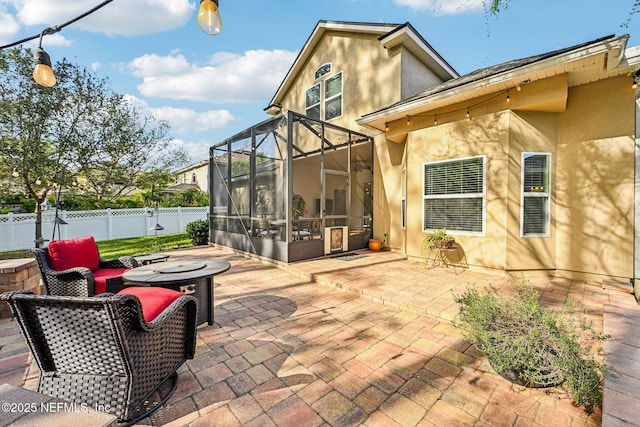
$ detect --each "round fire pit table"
[122,258,231,326]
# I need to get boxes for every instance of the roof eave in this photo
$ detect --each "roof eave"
[358,35,630,130]
[378,23,459,80]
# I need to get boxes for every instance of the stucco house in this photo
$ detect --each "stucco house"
[166,160,209,195]
[209,20,640,287]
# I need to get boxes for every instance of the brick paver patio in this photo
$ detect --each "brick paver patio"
[0,245,638,426]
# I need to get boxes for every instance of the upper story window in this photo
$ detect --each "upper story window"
[315,63,331,80]
[324,72,343,121]
[423,156,485,234]
[521,153,551,237]
[304,65,343,121]
[305,84,321,120]
[191,172,197,183]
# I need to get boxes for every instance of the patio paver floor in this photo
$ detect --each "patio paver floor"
[0,245,638,426]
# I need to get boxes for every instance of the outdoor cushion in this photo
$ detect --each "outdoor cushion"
[93,268,129,294]
[48,236,100,272]
[117,287,183,322]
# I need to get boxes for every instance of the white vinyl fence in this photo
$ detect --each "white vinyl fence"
[0,207,208,251]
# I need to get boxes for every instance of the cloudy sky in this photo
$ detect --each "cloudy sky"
[1,0,636,163]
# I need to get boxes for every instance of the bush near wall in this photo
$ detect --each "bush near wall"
[186,219,209,245]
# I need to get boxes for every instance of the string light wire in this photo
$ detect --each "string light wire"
[0,0,115,50]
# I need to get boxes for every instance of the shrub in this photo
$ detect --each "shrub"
[454,280,611,411]
[186,219,209,245]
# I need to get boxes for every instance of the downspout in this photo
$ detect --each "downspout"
[634,89,640,301]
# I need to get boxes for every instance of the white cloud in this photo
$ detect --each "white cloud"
[128,53,194,78]
[394,0,485,14]
[153,106,235,133]
[129,49,298,104]
[0,7,20,44]
[91,62,101,72]
[122,95,235,135]
[11,0,194,36]
[169,138,211,162]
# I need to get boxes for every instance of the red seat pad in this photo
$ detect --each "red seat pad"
[93,268,129,294]
[48,236,100,272]
[117,287,183,322]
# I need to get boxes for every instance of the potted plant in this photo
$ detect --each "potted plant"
[454,280,611,411]
[368,238,382,251]
[422,228,455,250]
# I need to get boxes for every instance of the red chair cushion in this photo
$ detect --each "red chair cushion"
[117,287,183,322]
[92,268,129,294]
[48,236,100,272]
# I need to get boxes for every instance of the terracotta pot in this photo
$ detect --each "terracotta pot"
[369,239,382,251]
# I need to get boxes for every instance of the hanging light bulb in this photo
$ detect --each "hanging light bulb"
[385,123,389,132]
[466,108,470,119]
[433,115,438,126]
[35,177,42,185]
[406,116,411,126]
[506,91,511,103]
[198,0,222,35]
[33,32,56,87]
[12,168,19,177]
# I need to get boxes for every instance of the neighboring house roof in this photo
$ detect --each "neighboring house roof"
[161,183,201,193]
[264,20,459,114]
[358,34,633,133]
[173,160,209,175]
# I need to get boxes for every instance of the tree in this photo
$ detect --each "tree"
[0,48,189,245]
[485,0,639,26]
[0,48,112,246]
[74,97,188,208]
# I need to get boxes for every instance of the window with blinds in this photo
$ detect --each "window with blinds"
[521,153,550,237]
[423,156,485,233]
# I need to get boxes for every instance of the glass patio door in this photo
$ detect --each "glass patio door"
[323,171,349,227]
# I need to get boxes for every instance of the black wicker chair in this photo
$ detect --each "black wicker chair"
[1,290,198,424]
[32,247,139,296]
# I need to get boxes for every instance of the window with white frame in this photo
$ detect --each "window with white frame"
[401,168,406,229]
[324,72,342,120]
[521,153,551,237]
[305,84,320,120]
[423,156,485,233]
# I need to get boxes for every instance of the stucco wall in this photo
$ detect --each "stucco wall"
[400,49,442,100]
[506,111,558,272]
[278,30,402,133]
[403,111,510,271]
[386,74,636,281]
[555,76,635,281]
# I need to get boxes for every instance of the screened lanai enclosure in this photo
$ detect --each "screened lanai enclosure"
[209,111,374,262]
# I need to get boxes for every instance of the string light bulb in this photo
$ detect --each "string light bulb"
[35,177,42,185]
[406,116,411,126]
[466,108,470,119]
[198,0,222,35]
[385,123,389,132]
[32,31,56,87]
[33,46,56,87]
[12,168,19,177]
[433,115,438,126]
[506,91,510,103]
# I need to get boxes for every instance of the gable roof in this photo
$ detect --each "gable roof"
[358,34,632,131]
[264,20,458,113]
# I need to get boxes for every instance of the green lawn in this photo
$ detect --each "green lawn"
[0,233,194,261]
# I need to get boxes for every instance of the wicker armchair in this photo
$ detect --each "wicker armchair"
[32,245,139,296]
[1,290,198,424]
